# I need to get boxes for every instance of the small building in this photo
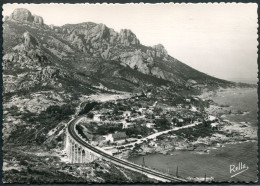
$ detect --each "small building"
[126,138,138,143]
[112,132,127,141]
[103,134,114,142]
[207,115,217,122]
[178,118,184,123]
[149,141,157,147]
[138,108,146,113]
[146,123,155,128]
[173,118,184,126]
[211,123,220,130]
[93,114,104,122]
[122,122,135,129]
[190,106,198,112]
[123,111,131,117]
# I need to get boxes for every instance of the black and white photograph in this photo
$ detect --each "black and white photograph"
[2,3,258,183]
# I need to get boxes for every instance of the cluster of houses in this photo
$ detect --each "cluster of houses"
[79,95,221,148]
[91,96,216,130]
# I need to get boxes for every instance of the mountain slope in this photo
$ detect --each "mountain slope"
[3,8,239,183]
[3,8,232,96]
[2,8,235,144]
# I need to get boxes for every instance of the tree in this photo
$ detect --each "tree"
[154,107,163,115]
[155,118,171,130]
[113,107,119,114]
[79,102,98,115]
[87,112,94,119]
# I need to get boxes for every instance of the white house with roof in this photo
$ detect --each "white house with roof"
[122,121,135,129]
[93,114,103,122]
[211,122,220,130]
[103,134,114,142]
[190,106,198,112]
[138,108,146,113]
[146,123,155,128]
[123,111,131,117]
[208,115,217,122]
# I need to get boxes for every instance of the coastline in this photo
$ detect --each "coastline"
[124,87,257,158]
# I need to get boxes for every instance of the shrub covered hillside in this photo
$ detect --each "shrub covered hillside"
[2,8,239,183]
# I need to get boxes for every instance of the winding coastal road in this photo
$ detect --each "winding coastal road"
[67,116,187,182]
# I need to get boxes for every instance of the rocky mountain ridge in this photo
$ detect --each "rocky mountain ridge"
[3,8,235,144]
[3,8,231,92]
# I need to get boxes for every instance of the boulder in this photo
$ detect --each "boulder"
[151,67,165,79]
[153,44,168,57]
[9,8,34,22]
[101,46,111,60]
[146,49,156,57]
[120,51,149,74]
[119,29,140,46]
[40,66,59,80]
[23,32,38,48]
[33,15,44,25]
[3,53,15,62]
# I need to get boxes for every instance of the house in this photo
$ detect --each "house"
[103,134,114,142]
[211,122,220,130]
[190,106,198,112]
[93,114,103,122]
[173,118,184,126]
[207,115,217,122]
[138,108,146,113]
[149,141,157,147]
[146,123,155,128]
[126,138,138,143]
[112,132,127,141]
[96,135,106,142]
[178,119,184,123]
[122,122,135,129]
[123,111,131,117]
[147,92,152,98]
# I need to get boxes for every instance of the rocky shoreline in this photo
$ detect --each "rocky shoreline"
[123,87,257,159]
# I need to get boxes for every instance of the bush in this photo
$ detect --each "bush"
[11,103,76,145]
[79,102,98,115]
[155,118,171,130]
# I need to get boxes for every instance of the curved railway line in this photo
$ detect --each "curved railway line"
[68,116,187,182]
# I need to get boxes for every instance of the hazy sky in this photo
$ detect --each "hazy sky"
[3,3,258,84]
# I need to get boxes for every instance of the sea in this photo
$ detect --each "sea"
[128,88,258,182]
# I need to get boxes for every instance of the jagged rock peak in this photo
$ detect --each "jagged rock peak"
[119,29,140,46]
[10,8,33,22]
[33,15,44,25]
[23,31,38,48]
[153,44,168,57]
[9,8,44,25]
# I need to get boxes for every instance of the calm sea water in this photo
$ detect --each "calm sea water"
[128,88,258,182]
[212,88,258,127]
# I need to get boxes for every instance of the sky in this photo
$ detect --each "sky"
[3,3,258,84]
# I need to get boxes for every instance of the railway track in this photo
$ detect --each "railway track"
[68,116,187,182]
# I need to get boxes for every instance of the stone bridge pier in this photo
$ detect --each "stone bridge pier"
[65,130,99,163]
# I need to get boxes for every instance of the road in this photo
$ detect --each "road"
[117,122,202,148]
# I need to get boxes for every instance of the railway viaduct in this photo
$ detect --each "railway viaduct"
[65,116,187,182]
